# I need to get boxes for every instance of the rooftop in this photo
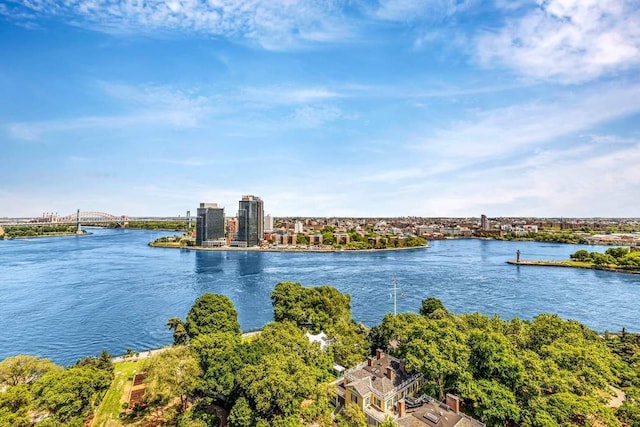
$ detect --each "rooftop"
[397,396,485,427]
[344,349,417,398]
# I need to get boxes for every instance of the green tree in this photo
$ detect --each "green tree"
[242,321,333,379]
[419,297,446,317]
[168,317,189,345]
[271,282,352,332]
[185,293,241,338]
[228,397,254,427]
[144,346,202,412]
[236,353,317,419]
[0,383,32,427]
[326,320,369,368]
[570,250,590,261]
[467,330,524,390]
[0,355,60,387]
[590,252,616,266]
[190,332,241,397]
[378,416,398,427]
[404,318,470,400]
[464,379,520,426]
[336,403,367,427]
[32,365,111,426]
[74,351,113,375]
[321,231,334,245]
[617,401,640,427]
[605,247,629,260]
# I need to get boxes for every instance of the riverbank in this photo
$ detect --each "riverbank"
[149,241,429,253]
[1,230,90,240]
[507,260,640,275]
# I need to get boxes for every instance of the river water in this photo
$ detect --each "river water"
[1,228,639,365]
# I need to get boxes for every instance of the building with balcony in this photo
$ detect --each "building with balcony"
[336,349,423,425]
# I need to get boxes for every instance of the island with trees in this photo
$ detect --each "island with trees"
[508,247,640,274]
[2,282,640,426]
[0,224,86,239]
[151,227,428,252]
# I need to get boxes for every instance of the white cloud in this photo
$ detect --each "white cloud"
[5,82,212,140]
[237,86,342,105]
[477,0,640,83]
[290,104,357,128]
[373,0,475,22]
[6,0,351,50]
[414,83,640,164]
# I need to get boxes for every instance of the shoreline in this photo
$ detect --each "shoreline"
[507,260,640,275]
[2,231,91,240]
[149,242,429,253]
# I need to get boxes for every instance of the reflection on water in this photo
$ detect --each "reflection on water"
[1,229,639,365]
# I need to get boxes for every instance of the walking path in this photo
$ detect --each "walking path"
[110,330,263,363]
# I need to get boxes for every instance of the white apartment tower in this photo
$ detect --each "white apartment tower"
[265,214,274,233]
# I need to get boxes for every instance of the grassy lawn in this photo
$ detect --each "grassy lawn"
[149,241,183,248]
[561,260,594,268]
[93,359,143,427]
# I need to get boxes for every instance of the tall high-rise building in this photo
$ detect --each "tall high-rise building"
[196,203,225,246]
[480,214,490,231]
[294,221,304,234]
[237,195,264,247]
[264,214,274,233]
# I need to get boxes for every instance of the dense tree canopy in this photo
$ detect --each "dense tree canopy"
[4,289,639,427]
[185,293,241,338]
[570,247,640,268]
[372,299,632,427]
[32,365,111,426]
[144,346,201,412]
[271,282,368,367]
[0,355,60,387]
[271,281,352,332]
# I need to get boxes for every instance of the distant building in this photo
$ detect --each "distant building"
[226,218,239,244]
[480,214,490,231]
[294,221,304,234]
[196,203,225,246]
[236,195,264,247]
[265,214,274,233]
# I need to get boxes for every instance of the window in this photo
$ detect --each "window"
[365,397,370,407]
[351,394,358,404]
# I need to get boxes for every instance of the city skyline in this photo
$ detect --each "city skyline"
[1,1,640,218]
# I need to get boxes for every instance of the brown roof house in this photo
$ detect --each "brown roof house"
[336,349,423,425]
[334,350,485,427]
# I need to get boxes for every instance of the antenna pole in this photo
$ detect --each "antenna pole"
[393,277,397,315]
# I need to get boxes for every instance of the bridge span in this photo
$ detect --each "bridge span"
[1,210,192,229]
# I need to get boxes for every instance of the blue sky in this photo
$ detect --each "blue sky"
[1,0,639,218]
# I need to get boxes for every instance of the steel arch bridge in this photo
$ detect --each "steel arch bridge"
[57,211,129,224]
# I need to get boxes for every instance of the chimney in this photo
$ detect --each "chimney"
[398,399,406,418]
[446,394,460,413]
[386,366,395,383]
[399,360,406,373]
[367,356,374,366]
[376,349,384,360]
